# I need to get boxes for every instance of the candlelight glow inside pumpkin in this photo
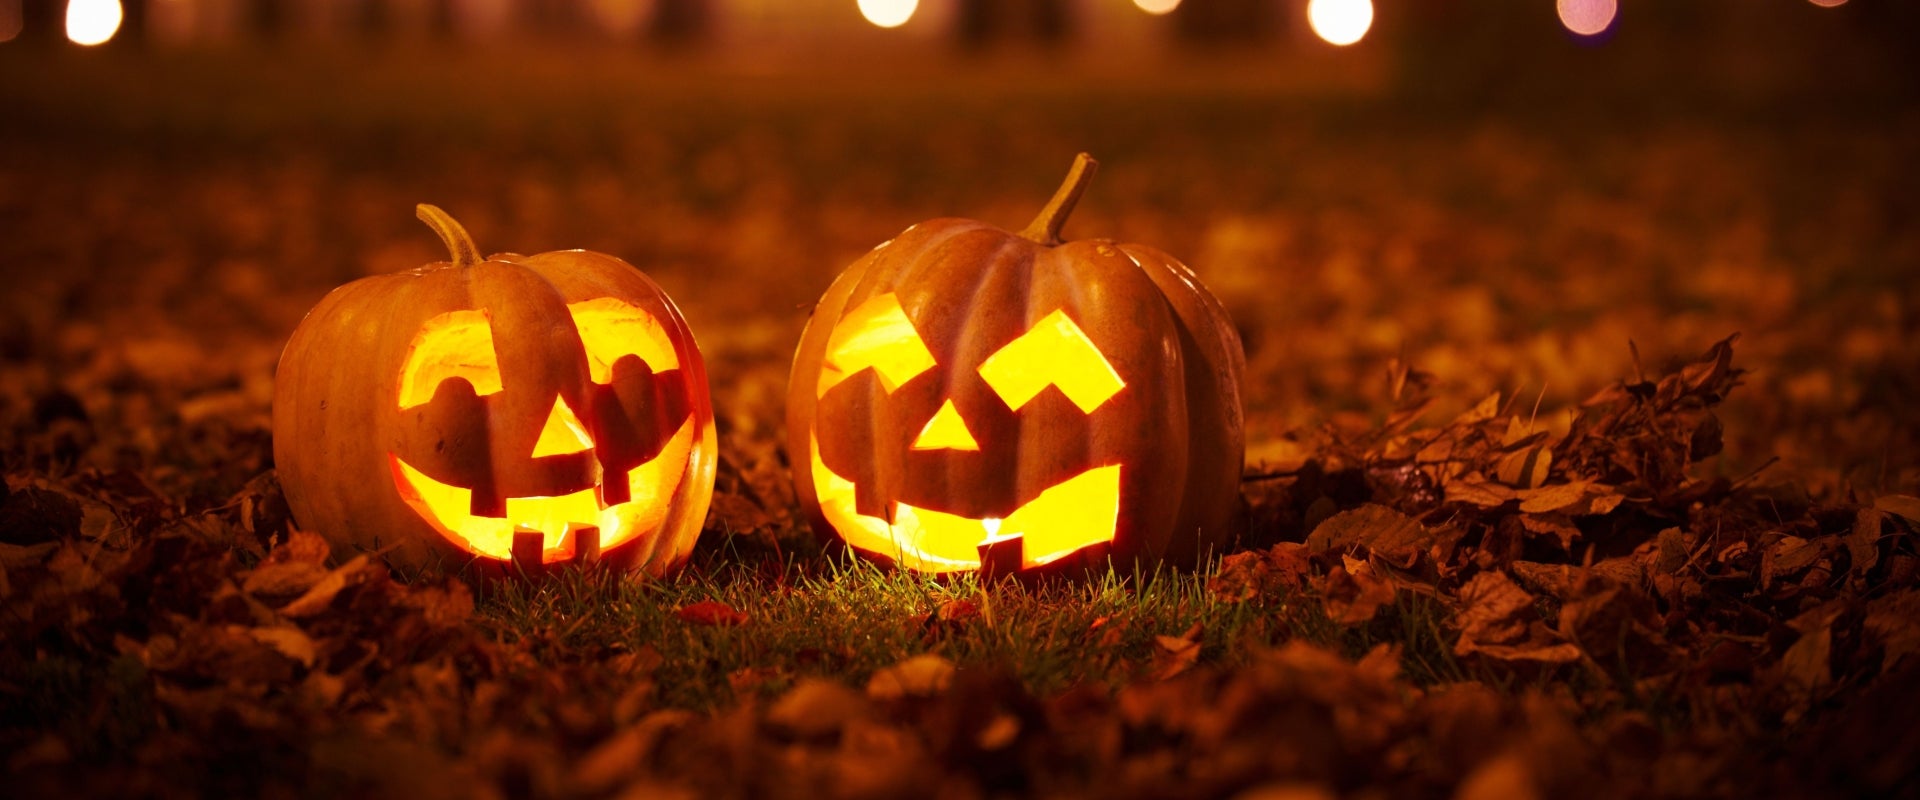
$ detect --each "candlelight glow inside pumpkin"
[788,154,1245,578]
[808,293,1127,572]
[274,205,715,576]
[388,297,693,561]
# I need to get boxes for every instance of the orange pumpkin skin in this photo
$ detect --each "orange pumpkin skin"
[787,155,1245,576]
[272,206,715,576]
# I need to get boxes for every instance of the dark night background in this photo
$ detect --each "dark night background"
[2,1,1919,797]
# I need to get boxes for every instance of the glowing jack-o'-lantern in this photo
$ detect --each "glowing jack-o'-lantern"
[272,205,716,576]
[787,154,1245,576]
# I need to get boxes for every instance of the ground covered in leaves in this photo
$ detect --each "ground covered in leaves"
[3,38,1919,799]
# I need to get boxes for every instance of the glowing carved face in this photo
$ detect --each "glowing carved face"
[390,297,695,563]
[810,293,1127,573]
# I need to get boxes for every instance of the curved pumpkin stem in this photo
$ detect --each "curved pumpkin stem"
[1020,153,1099,247]
[416,204,482,268]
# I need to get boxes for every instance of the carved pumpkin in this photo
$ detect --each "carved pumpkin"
[787,154,1245,576]
[272,205,716,576]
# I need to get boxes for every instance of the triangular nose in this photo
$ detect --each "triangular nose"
[532,396,594,457]
[911,399,980,451]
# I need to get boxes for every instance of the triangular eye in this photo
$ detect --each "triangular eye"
[977,310,1125,413]
[818,293,936,396]
[912,399,980,451]
[532,396,594,457]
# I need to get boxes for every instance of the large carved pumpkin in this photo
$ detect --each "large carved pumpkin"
[787,154,1245,576]
[273,205,716,576]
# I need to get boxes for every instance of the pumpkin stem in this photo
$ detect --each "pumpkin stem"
[1019,153,1099,246]
[416,204,482,268]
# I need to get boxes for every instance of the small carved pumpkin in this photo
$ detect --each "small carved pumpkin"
[272,205,716,576]
[787,154,1245,576]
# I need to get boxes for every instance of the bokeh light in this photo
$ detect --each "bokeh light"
[858,0,917,29]
[1557,0,1618,37]
[1133,0,1182,15]
[1307,0,1373,47]
[1807,0,1848,7]
[66,0,122,46]
[0,0,21,44]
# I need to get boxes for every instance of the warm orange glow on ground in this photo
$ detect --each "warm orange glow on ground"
[1807,0,1847,7]
[911,399,980,451]
[818,293,936,396]
[393,417,695,562]
[568,297,680,381]
[1133,0,1181,15]
[976,310,1125,413]
[1307,0,1372,46]
[812,437,1119,573]
[857,0,917,29]
[532,397,594,457]
[1557,0,1618,36]
[65,0,121,46]
[399,310,502,408]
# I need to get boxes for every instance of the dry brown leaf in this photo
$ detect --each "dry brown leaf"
[767,678,870,738]
[1778,626,1832,723]
[243,625,316,668]
[1761,536,1825,588]
[1446,480,1515,508]
[402,580,476,627]
[1846,508,1883,580]
[1152,623,1203,680]
[1874,494,1920,525]
[1453,572,1534,652]
[1495,446,1552,489]
[867,654,956,701]
[1320,559,1396,626]
[1456,752,1541,800]
[676,600,749,627]
[1306,504,1430,568]
[574,710,698,794]
[1518,514,1581,549]
[1517,480,1593,514]
[1453,392,1502,427]
[278,554,374,618]
[1864,590,1920,673]
[240,559,330,600]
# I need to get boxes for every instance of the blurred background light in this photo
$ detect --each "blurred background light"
[1307,0,1372,46]
[1807,0,1848,6]
[1133,0,1181,16]
[858,0,917,29]
[1557,0,1619,37]
[66,0,122,46]
[0,0,21,44]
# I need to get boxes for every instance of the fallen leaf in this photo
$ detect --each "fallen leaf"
[1152,623,1203,680]
[244,625,316,668]
[1517,480,1593,514]
[1778,626,1832,723]
[1306,504,1430,568]
[1495,446,1552,489]
[1319,559,1396,626]
[278,555,374,618]
[767,678,870,738]
[1874,494,1920,525]
[867,654,956,701]
[677,600,749,627]
[1761,536,1825,589]
[1519,513,1581,549]
[1846,508,1884,580]
[1446,480,1515,508]
[1456,752,1540,800]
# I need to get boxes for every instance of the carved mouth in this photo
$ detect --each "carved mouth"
[391,418,696,563]
[810,434,1120,573]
